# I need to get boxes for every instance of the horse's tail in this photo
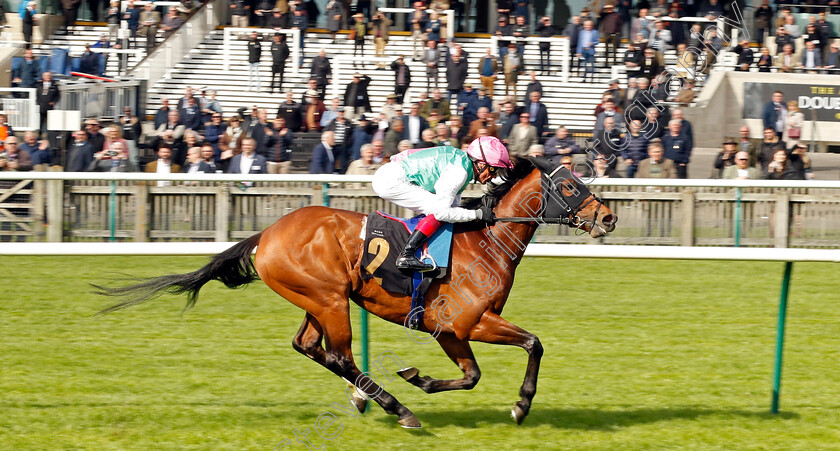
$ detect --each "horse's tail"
[95,232,264,315]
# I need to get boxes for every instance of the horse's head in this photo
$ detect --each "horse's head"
[528,157,617,238]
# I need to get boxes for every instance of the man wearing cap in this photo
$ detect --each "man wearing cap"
[713,138,738,178]
[343,73,372,121]
[476,48,499,98]
[391,56,411,104]
[723,151,761,179]
[372,136,512,271]
[598,4,622,67]
[381,93,401,121]
[503,43,522,97]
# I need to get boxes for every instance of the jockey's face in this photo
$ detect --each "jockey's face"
[476,162,496,184]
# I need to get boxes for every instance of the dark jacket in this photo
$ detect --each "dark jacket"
[309,143,335,174]
[183,160,215,173]
[154,107,171,129]
[266,128,294,163]
[391,61,411,88]
[310,56,332,86]
[446,57,468,91]
[343,76,372,112]
[661,131,693,165]
[277,101,303,132]
[17,58,40,88]
[228,153,267,173]
[326,119,354,148]
[762,101,785,131]
[535,23,557,50]
[35,81,60,112]
[247,38,261,64]
[523,101,549,136]
[400,115,429,142]
[271,41,290,68]
[66,141,94,172]
[180,105,202,130]
[79,51,99,74]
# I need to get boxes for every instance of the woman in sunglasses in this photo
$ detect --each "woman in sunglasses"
[372,136,513,271]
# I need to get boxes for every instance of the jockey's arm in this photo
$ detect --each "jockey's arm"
[428,166,480,222]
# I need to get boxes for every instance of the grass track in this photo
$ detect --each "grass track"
[2,256,840,450]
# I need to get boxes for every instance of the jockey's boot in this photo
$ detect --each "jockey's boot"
[396,230,434,272]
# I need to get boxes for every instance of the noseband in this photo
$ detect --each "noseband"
[493,165,608,233]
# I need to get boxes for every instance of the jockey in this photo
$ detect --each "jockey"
[372,136,513,272]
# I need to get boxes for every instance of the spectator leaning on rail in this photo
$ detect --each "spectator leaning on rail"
[371,136,511,272]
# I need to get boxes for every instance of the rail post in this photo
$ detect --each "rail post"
[734,187,743,247]
[771,261,793,414]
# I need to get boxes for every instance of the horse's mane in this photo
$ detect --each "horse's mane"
[462,157,536,210]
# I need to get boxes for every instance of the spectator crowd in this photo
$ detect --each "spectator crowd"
[2,0,832,182]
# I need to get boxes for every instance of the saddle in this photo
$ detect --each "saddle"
[361,211,453,329]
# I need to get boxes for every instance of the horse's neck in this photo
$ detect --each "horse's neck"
[482,170,542,265]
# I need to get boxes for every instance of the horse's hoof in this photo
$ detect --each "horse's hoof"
[511,404,527,425]
[397,367,419,381]
[398,414,422,429]
[351,391,368,413]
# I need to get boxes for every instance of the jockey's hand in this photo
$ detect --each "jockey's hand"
[475,205,496,224]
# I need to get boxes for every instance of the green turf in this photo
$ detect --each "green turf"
[2,256,840,450]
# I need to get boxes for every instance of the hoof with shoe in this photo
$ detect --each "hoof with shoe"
[397,367,419,381]
[511,403,528,425]
[398,414,422,429]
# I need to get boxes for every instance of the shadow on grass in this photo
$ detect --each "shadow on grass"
[405,407,800,430]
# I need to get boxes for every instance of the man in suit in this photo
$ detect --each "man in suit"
[477,47,498,97]
[423,40,441,91]
[36,71,59,134]
[401,104,429,146]
[145,145,182,185]
[801,40,823,73]
[762,91,787,138]
[391,56,411,104]
[229,138,267,174]
[138,2,161,50]
[525,91,549,139]
[182,146,214,173]
[506,112,538,157]
[775,44,798,73]
[309,131,336,174]
[65,130,94,172]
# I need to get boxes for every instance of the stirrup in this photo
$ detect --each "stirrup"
[396,255,434,272]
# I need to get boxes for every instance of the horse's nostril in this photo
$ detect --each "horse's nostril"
[602,214,615,226]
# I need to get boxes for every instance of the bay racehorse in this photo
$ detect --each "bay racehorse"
[96,156,617,428]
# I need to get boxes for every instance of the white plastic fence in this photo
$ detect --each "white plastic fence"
[0,88,39,131]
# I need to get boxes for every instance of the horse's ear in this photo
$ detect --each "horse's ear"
[527,156,554,173]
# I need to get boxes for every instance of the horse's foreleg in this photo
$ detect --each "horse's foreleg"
[468,312,543,425]
[398,333,481,393]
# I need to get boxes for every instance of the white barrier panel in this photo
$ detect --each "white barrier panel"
[1,242,839,261]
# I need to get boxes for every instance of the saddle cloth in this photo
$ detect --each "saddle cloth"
[361,211,453,296]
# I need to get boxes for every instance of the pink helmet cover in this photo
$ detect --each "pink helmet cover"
[465,136,514,168]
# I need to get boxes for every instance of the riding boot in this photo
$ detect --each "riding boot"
[396,230,433,272]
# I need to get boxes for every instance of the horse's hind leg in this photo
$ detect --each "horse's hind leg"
[291,313,367,413]
[468,312,543,425]
[398,333,481,393]
[307,303,422,428]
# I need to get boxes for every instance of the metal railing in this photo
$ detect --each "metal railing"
[0,88,40,131]
[58,80,141,120]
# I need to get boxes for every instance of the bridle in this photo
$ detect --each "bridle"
[492,163,610,234]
